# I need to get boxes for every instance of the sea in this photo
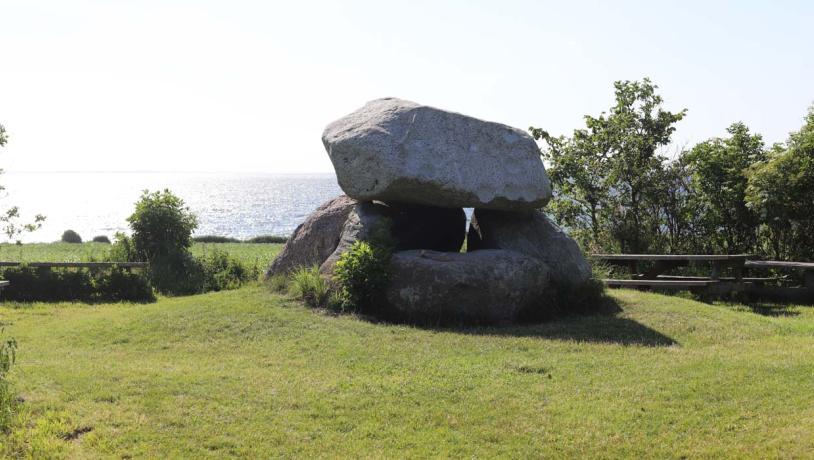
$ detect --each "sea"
[2,172,343,243]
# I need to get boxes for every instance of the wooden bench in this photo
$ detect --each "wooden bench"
[596,255,814,302]
[745,260,814,290]
[593,254,751,280]
[604,279,718,289]
[0,280,9,291]
[654,275,779,283]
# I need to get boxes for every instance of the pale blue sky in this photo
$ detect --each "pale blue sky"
[1,0,812,173]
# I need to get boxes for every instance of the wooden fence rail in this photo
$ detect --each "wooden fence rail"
[0,261,148,269]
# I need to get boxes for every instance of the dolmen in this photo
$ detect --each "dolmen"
[267,98,592,325]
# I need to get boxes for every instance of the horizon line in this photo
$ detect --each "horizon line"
[5,169,338,175]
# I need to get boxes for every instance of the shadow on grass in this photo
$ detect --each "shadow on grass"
[724,302,801,317]
[412,297,678,347]
[468,317,676,347]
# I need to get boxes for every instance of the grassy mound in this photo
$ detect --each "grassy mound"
[1,287,813,457]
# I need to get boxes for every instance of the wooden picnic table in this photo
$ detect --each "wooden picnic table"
[594,254,814,302]
[592,254,752,280]
[745,260,814,290]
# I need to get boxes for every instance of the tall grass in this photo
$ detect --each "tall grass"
[288,266,330,307]
[0,334,18,433]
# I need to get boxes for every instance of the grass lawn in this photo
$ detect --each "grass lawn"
[1,287,813,457]
[0,242,283,268]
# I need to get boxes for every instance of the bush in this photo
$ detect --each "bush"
[60,230,82,244]
[92,235,111,244]
[246,235,287,244]
[107,232,138,263]
[192,235,241,243]
[126,190,203,295]
[147,252,205,296]
[288,266,329,307]
[0,266,155,303]
[128,190,197,261]
[198,249,254,292]
[333,241,392,312]
[0,334,17,433]
[267,273,288,293]
[95,268,155,302]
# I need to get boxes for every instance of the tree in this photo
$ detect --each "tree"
[746,106,814,260]
[0,123,45,244]
[684,122,765,254]
[598,79,687,253]
[531,78,686,253]
[652,155,701,253]
[128,189,198,261]
[529,127,611,251]
[126,189,203,294]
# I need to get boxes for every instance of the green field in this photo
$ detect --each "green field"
[1,286,813,457]
[0,242,283,268]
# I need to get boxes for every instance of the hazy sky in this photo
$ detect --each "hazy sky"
[1,0,812,173]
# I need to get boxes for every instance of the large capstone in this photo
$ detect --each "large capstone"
[266,195,356,277]
[384,249,552,325]
[322,98,552,211]
[467,209,592,288]
[320,201,466,274]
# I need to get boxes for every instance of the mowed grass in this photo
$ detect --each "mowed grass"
[0,242,283,268]
[1,287,814,457]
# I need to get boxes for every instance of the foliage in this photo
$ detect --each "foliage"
[193,235,241,243]
[684,122,765,253]
[60,229,82,244]
[246,235,288,244]
[95,268,156,302]
[127,189,198,262]
[0,207,45,245]
[92,235,111,244]
[0,123,45,244]
[531,78,686,253]
[192,235,288,244]
[107,232,138,263]
[288,266,329,307]
[126,190,204,295]
[0,332,17,433]
[746,106,814,260]
[147,252,205,296]
[529,80,814,262]
[266,273,289,293]
[198,248,254,292]
[145,249,257,296]
[0,266,155,303]
[333,241,392,312]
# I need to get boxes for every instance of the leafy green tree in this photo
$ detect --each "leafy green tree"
[651,155,701,253]
[684,122,765,254]
[128,189,198,261]
[598,79,686,252]
[746,106,814,260]
[529,127,611,250]
[126,190,201,294]
[532,78,686,253]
